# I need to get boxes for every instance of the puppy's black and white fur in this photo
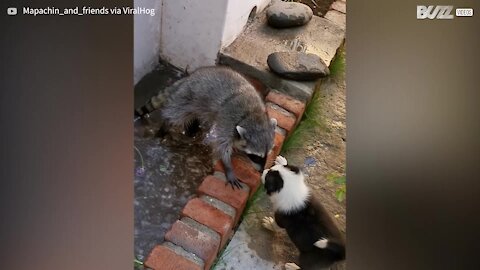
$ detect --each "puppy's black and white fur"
[261,156,345,270]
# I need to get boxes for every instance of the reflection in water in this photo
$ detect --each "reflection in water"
[134,117,214,260]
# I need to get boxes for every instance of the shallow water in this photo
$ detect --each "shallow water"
[133,62,214,261]
[133,116,214,261]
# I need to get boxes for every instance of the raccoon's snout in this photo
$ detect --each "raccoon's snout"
[248,154,267,172]
[245,149,265,158]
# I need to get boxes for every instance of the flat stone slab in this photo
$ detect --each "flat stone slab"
[331,1,346,14]
[325,10,346,30]
[267,52,329,80]
[220,12,345,101]
[266,1,313,28]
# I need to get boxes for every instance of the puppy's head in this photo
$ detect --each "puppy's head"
[262,167,284,195]
[261,162,309,213]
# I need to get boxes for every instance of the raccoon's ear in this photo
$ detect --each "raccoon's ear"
[236,125,247,138]
[270,118,277,127]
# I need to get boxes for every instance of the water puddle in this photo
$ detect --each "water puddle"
[134,63,213,261]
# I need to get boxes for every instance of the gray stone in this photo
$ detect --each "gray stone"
[267,52,329,80]
[266,1,313,28]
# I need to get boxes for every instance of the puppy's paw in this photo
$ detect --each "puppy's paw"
[285,262,301,270]
[275,155,288,166]
[314,238,329,249]
[262,216,280,232]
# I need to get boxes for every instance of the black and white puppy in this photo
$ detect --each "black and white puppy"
[261,156,345,270]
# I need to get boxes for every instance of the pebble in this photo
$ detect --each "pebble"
[267,51,330,81]
[266,1,313,28]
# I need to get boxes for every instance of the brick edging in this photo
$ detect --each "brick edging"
[145,89,307,270]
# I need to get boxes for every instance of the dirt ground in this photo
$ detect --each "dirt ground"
[284,60,346,269]
[285,52,346,235]
[271,56,346,270]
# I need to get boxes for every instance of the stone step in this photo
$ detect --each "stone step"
[219,9,345,102]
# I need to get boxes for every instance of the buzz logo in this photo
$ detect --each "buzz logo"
[417,5,454,19]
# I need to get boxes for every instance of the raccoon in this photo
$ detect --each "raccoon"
[140,66,277,188]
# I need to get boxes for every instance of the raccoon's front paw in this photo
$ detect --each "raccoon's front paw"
[225,172,242,190]
[262,216,281,232]
[285,262,301,270]
[275,155,288,166]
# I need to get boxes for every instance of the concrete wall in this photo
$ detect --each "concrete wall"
[160,0,229,72]
[133,0,163,84]
[134,0,270,83]
[221,0,270,47]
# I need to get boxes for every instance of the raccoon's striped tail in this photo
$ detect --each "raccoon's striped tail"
[134,95,166,118]
[134,79,183,118]
[134,99,156,118]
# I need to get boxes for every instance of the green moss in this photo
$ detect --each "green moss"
[328,44,346,78]
[281,86,327,154]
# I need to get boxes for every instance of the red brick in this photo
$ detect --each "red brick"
[181,198,234,249]
[165,220,220,270]
[265,132,286,168]
[144,245,203,270]
[246,76,268,97]
[198,175,249,224]
[214,158,261,197]
[267,105,296,133]
[266,90,306,119]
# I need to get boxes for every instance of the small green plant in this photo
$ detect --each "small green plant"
[329,45,346,78]
[134,258,144,269]
[327,173,346,202]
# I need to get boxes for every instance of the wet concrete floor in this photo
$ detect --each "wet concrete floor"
[134,63,214,262]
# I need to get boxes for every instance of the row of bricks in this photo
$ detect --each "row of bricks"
[144,89,306,270]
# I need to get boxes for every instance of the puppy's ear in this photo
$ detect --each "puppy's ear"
[264,170,284,195]
[285,165,301,174]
